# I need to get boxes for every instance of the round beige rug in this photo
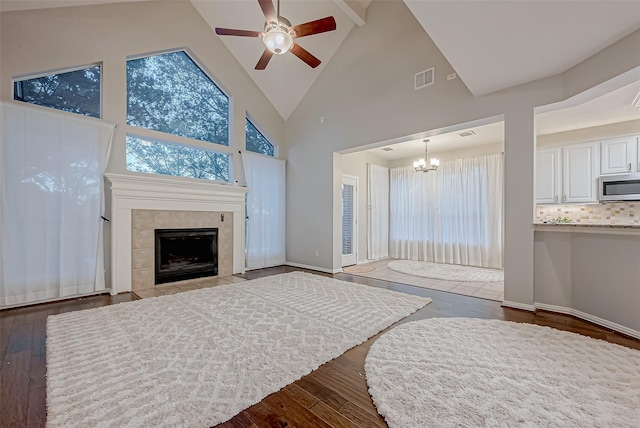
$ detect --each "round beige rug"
[365,318,640,428]
[387,260,503,282]
[343,265,375,274]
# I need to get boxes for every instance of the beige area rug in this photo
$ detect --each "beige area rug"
[365,318,640,428]
[342,265,376,274]
[46,272,431,428]
[387,260,504,282]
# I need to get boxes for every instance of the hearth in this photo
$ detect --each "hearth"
[155,228,218,284]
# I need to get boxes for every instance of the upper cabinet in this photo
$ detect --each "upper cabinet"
[563,142,598,203]
[536,147,562,204]
[600,136,639,175]
[536,135,640,205]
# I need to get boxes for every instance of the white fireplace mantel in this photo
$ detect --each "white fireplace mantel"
[105,173,247,294]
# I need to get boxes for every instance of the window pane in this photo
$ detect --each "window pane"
[127,51,229,146]
[13,66,101,118]
[342,184,354,255]
[126,135,229,182]
[246,119,274,156]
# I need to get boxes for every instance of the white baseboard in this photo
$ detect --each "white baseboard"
[501,300,535,312]
[285,262,341,274]
[534,302,640,340]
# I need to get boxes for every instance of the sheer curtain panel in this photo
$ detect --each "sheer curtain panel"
[367,164,389,260]
[242,152,286,269]
[390,154,503,269]
[0,102,114,307]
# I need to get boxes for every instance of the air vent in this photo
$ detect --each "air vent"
[382,147,394,151]
[459,130,476,137]
[415,67,435,90]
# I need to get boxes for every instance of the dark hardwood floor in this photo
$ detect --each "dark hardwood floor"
[1,266,638,427]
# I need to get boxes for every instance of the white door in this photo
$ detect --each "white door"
[536,148,562,204]
[563,142,598,203]
[600,137,638,174]
[342,175,358,267]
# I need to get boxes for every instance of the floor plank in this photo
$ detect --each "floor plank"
[311,401,360,428]
[262,388,333,428]
[26,387,46,428]
[0,350,31,427]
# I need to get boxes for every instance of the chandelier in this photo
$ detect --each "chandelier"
[413,139,440,172]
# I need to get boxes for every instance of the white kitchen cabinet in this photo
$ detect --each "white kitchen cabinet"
[536,147,562,204]
[563,142,598,203]
[600,136,639,174]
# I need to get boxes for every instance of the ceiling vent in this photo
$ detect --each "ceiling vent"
[459,130,476,137]
[415,67,435,90]
[382,147,394,151]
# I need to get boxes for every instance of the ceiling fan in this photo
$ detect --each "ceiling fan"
[215,0,337,70]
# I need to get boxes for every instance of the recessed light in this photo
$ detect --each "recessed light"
[382,147,394,151]
[459,130,476,137]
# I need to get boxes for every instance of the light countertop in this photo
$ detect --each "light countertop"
[534,222,640,235]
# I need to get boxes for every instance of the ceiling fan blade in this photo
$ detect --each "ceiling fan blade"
[290,43,321,68]
[258,0,277,24]
[215,28,261,37]
[255,49,274,70]
[291,16,337,38]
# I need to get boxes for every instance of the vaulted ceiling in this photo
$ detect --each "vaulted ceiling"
[2,0,639,133]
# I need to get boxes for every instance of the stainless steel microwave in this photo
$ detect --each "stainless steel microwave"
[599,173,640,201]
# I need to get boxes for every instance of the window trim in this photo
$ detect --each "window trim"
[12,62,103,119]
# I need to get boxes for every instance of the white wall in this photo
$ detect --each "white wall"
[341,151,389,264]
[285,0,640,309]
[0,1,286,172]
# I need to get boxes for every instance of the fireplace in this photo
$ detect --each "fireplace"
[155,228,218,284]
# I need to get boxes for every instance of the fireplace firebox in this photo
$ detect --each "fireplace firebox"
[154,228,218,284]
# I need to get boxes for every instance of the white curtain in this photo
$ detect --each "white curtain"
[243,152,286,269]
[367,164,389,260]
[390,153,503,268]
[0,102,114,307]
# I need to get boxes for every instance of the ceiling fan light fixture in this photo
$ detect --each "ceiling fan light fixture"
[263,23,294,54]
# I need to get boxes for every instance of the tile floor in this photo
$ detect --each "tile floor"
[344,259,504,302]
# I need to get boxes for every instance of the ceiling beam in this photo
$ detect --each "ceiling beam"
[333,0,368,27]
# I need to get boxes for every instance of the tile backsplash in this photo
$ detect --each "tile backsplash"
[536,202,639,225]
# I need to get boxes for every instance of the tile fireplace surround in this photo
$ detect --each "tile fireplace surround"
[105,173,247,294]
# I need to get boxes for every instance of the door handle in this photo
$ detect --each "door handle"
[629,163,632,172]
[554,195,558,203]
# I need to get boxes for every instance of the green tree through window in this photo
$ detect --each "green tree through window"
[126,136,229,182]
[246,119,274,156]
[125,51,231,182]
[127,51,228,145]
[14,66,101,118]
